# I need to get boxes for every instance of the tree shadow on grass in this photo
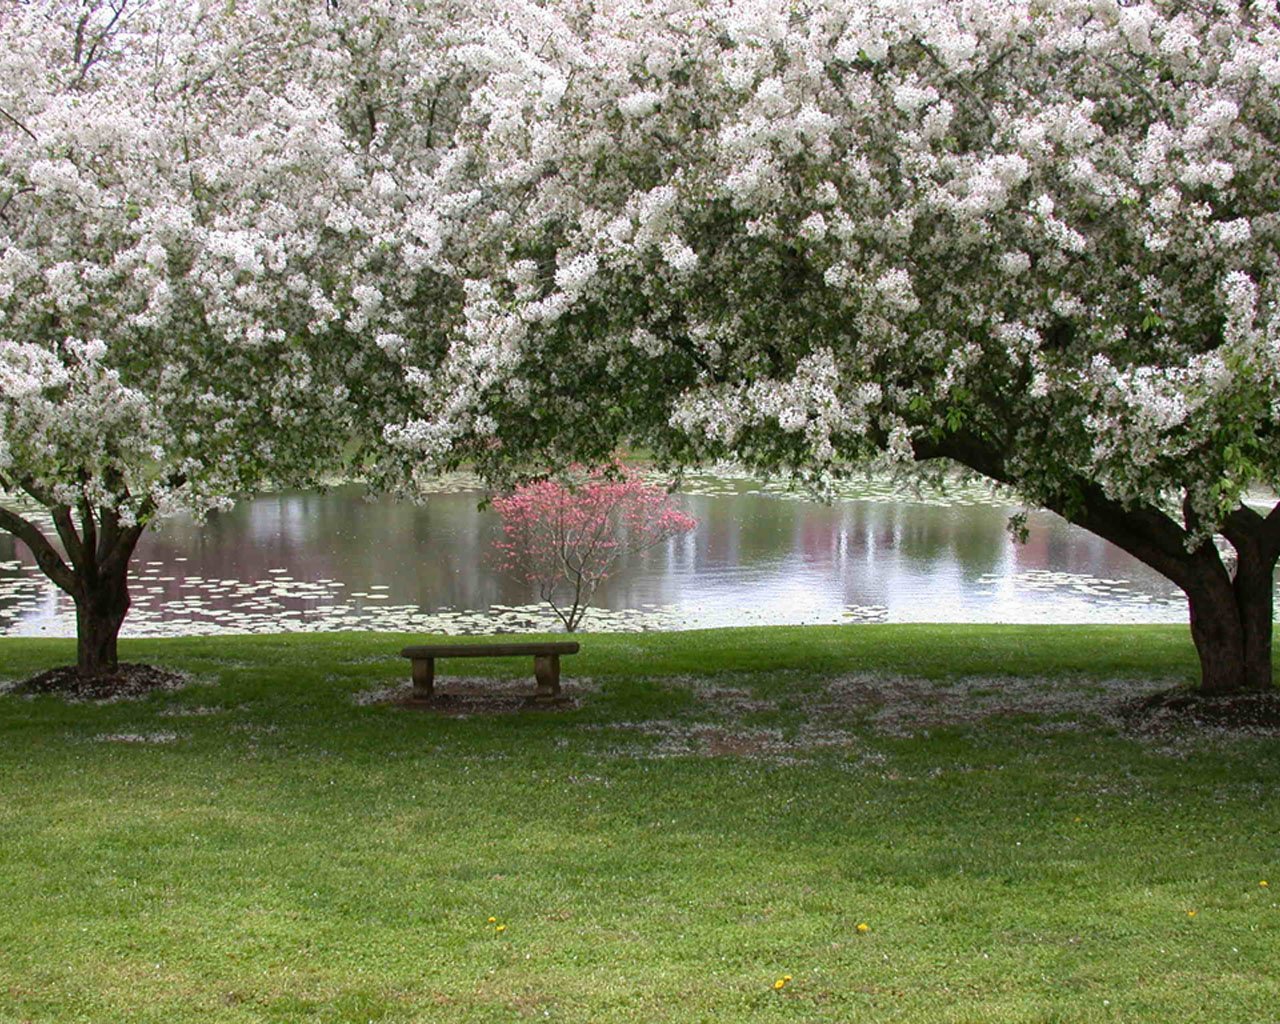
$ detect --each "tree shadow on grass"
[353,678,589,716]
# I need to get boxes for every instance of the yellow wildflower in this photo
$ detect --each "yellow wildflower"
[495,924,507,933]
[856,922,870,934]
[487,916,497,923]
[773,978,786,991]
[1261,881,1269,888]
[1186,910,1197,918]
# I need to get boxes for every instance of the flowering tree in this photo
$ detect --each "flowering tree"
[385,0,1280,693]
[0,0,473,675]
[491,466,696,631]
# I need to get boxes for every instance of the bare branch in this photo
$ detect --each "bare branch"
[0,185,36,223]
[79,498,98,569]
[913,430,1212,589]
[909,37,997,132]
[100,522,144,580]
[69,0,129,91]
[0,105,38,142]
[17,477,58,509]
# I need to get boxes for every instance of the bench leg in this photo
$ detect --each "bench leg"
[533,654,561,701]
[411,657,435,699]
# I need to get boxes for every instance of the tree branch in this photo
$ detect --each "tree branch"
[100,522,144,580]
[0,105,37,142]
[18,477,59,509]
[0,186,36,223]
[51,505,89,576]
[909,37,997,132]
[96,503,121,566]
[1263,501,1280,554]
[79,498,98,569]
[0,504,78,594]
[913,430,1215,590]
[69,1,128,91]
[1223,502,1280,566]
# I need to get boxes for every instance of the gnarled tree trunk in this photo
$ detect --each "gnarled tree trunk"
[1053,500,1276,694]
[0,493,145,677]
[1185,566,1273,693]
[74,564,132,676]
[62,504,144,677]
[1205,507,1280,693]
[920,435,1279,694]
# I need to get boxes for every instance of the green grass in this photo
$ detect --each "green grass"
[1,625,1277,1023]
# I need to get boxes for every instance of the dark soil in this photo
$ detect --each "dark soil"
[1118,687,1280,735]
[6,663,191,701]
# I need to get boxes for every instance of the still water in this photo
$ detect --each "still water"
[0,471,1260,638]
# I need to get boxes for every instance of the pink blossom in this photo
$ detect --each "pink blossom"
[491,464,696,631]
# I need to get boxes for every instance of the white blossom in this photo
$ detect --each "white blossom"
[554,252,599,295]
[659,236,698,274]
[618,90,663,118]
[873,269,920,313]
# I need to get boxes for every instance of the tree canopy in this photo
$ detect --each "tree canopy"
[382,0,1280,691]
[0,0,468,670]
[2,0,1278,691]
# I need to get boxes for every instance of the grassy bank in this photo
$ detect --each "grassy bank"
[1,625,1277,1023]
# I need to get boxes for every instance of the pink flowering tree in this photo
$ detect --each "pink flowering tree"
[491,466,696,631]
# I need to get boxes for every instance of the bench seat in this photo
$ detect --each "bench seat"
[399,641,581,700]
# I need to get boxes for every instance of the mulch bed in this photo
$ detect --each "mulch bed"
[1117,687,1280,735]
[6,663,190,701]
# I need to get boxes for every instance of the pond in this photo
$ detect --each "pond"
[0,471,1270,638]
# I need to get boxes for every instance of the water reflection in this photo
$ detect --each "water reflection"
[0,474,1266,638]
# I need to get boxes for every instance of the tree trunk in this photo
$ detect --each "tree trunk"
[74,568,131,677]
[1185,528,1277,693]
[1235,558,1276,692]
[3,493,151,678]
[1185,582,1272,694]
[914,434,1279,694]
[1098,535,1275,694]
[1192,508,1280,694]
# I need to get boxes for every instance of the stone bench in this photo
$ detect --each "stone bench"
[399,641,581,701]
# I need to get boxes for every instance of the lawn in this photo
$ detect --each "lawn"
[1,625,1277,1023]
